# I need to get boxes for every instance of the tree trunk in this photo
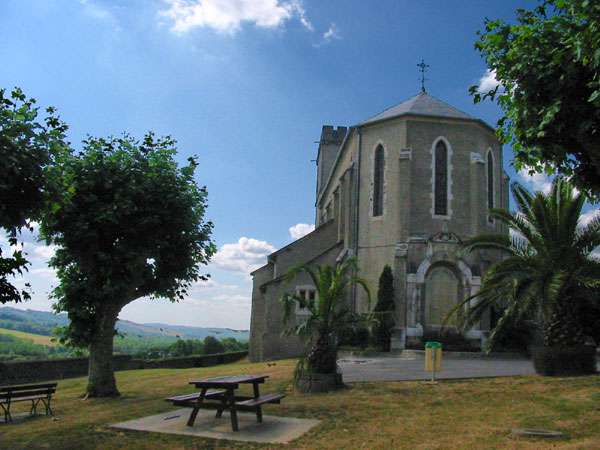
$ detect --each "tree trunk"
[87,309,120,397]
[543,301,585,347]
[307,333,337,374]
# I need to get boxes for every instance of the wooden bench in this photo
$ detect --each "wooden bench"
[165,390,225,406]
[236,392,285,408]
[0,383,57,423]
[236,393,285,423]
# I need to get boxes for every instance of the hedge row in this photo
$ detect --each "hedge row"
[0,351,247,385]
[532,346,597,376]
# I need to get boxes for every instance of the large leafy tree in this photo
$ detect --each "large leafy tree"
[372,265,395,352]
[453,178,600,350]
[0,87,68,303]
[281,258,371,376]
[470,0,600,198]
[41,134,215,397]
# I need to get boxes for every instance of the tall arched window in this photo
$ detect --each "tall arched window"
[487,150,494,210]
[434,140,448,216]
[373,145,385,216]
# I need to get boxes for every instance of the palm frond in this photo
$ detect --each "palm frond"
[461,233,515,256]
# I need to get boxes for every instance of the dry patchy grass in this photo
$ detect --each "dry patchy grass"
[0,358,599,449]
[0,328,56,346]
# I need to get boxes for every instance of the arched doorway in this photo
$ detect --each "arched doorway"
[424,265,459,327]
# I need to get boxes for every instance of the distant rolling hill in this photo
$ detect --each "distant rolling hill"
[0,327,57,346]
[0,307,249,342]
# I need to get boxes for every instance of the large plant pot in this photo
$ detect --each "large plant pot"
[295,372,343,393]
[532,345,597,376]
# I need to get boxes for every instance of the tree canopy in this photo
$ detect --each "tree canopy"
[471,0,600,198]
[452,178,600,350]
[0,87,68,304]
[42,133,215,396]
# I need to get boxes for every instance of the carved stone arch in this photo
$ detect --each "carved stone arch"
[416,253,471,284]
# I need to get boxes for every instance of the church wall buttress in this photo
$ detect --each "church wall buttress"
[354,119,407,314]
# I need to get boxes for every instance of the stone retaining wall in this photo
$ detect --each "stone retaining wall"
[0,351,247,385]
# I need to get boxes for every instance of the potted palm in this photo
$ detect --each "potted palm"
[450,178,599,375]
[281,258,371,392]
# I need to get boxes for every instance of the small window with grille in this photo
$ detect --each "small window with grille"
[295,286,317,316]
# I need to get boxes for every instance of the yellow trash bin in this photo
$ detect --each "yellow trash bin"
[425,341,442,381]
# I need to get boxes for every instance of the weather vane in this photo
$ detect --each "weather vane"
[417,59,430,93]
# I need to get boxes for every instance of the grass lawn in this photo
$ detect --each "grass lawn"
[0,328,56,346]
[1,358,599,449]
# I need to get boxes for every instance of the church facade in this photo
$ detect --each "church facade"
[249,92,509,362]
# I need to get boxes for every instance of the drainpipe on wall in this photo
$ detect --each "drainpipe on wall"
[352,126,362,313]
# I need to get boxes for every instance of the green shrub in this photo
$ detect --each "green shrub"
[372,266,395,351]
[339,326,370,349]
[418,330,479,352]
[532,346,597,376]
[488,315,536,353]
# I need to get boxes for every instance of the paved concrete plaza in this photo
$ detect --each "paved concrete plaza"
[338,353,536,382]
[111,408,320,444]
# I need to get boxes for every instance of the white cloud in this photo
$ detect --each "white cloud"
[30,267,57,279]
[120,283,252,329]
[161,0,309,34]
[181,292,251,329]
[322,23,340,42]
[211,237,276,274]
[289,223,315,240]
[477,69,501,94]
[32,244,57,260]
[80,0,111,20]
[517,168,552,194]
[79,0,121,29]
[189,278,241,292]
[290,0,313,31]
[9,241,24,254]
[579,208,600,228]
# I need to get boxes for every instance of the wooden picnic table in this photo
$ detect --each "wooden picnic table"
[166,374,284,432]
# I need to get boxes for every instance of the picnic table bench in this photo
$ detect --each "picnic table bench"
[166,375,284,431]
[0,382,57,423]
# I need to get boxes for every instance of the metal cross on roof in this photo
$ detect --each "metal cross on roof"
[417,59,430,93]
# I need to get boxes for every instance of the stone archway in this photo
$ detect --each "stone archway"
[424,264,460,328]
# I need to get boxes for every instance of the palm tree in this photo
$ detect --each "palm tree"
[281,258,371,377]
[452,177,600,352]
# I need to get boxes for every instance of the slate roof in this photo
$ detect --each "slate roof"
[361,91,476,125]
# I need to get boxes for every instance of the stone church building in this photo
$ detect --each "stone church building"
[249,91,509,362]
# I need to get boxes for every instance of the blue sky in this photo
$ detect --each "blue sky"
[1,0,597,329]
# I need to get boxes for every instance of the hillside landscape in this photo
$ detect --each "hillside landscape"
[0,307,249,341]
[0,307,249,362]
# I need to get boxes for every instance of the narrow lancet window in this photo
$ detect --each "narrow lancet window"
[434,140,448,216]
[373,145,385,216]
[487,151,494,210]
